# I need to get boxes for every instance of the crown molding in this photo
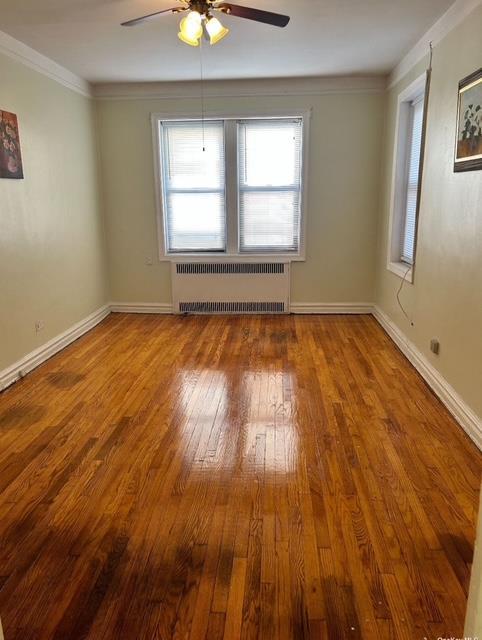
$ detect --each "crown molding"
[1,1,479,101]
[0,29,92,98]
[389,0,482,88]
[93,75,387,100]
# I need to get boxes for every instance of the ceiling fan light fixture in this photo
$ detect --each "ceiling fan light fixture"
[178,11,202,46]
[205,16,229,45]
[122,3,290,46]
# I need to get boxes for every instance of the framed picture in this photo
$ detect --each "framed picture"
[0,110,24,179]
[454,68,482,172]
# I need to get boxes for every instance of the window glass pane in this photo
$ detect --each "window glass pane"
[242,125,299,186]
[161,120,226,252]
[401,97,424,264]
[238,119,303,253]
[166,192,225,252]
[239,191,300,251]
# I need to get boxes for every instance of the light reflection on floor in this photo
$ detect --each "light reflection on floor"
[177,369,299,475]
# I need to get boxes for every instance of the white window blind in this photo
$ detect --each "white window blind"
[401,96,424,265]
[160,120,226,252]
[237,119,303,253]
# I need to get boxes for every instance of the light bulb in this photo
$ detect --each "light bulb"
[178,11,202,46]
[185,10,202,29]
[205,16,229,45]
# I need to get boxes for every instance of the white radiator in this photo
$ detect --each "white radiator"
[171,262,290,314]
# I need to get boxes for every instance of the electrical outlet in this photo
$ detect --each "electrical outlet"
[145,256,153,266]
[35,320,45,333]
[430,339,440,355]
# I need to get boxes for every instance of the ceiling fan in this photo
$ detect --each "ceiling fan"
[121,0,290,47]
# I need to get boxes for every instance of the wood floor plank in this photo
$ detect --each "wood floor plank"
[0,313,480,639]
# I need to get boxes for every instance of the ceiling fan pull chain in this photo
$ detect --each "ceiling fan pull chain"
[199,36,206,151]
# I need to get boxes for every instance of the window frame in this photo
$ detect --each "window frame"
[237,118,304,254]
[159,119,227,254]
[151,109,311,263]
[387,74,426,283]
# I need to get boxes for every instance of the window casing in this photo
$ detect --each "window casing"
[153,112,308,261]
[388,75,426,281]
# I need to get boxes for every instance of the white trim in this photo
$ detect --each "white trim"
[373,305,482,451]
[290,303,374,315]
[0,305,110,393]
[389,0,482,88]
[299,114,310,264]
[386,73,426,280]
[2,0,479,100]
[94,75,387,100]
[110,302,174,314]
[151,110,311,263]
[0,29,92,98]
[111,302,373,315]
[387,261,414,283]
[152,114,167,261]
[146,254,300,264]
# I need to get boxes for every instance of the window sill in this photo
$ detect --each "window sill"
[160,253,305,263]
[387,261,413,283]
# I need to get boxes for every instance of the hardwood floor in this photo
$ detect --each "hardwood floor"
[0,313,480,639]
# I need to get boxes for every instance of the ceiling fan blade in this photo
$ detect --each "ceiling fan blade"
[215,3,290,27]
[121,7,184,27]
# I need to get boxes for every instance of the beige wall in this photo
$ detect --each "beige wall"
[96,89,384,305]
[375,4,482,419]
[0,53,108,372]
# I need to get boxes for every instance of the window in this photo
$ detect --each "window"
[238,119,303,253]
[401,96,424,265]
[388,75,426,280]
[160,120,226,252]
[155,114,306,259]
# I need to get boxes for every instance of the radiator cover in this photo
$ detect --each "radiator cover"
[171,262,290,314]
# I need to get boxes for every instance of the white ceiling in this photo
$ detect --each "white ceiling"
[0,0,454,83]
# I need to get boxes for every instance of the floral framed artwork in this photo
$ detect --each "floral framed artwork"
[454,68,482,172]
[0,110,24,179]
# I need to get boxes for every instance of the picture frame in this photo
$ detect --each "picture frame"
[0,110,24,179]
[454,68,482,172]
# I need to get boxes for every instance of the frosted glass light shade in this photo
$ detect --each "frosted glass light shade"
[206,17,229,45]
[178,12,202,46]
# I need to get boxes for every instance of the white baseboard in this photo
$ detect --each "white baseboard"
[372,305,482,451]
[0,305,110,393]
[111,301,373,315]
[2,301,480,453]
[110,302,174,314]
[290,302,374,314]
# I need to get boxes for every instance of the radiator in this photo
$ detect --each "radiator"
[171,262,290,314]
